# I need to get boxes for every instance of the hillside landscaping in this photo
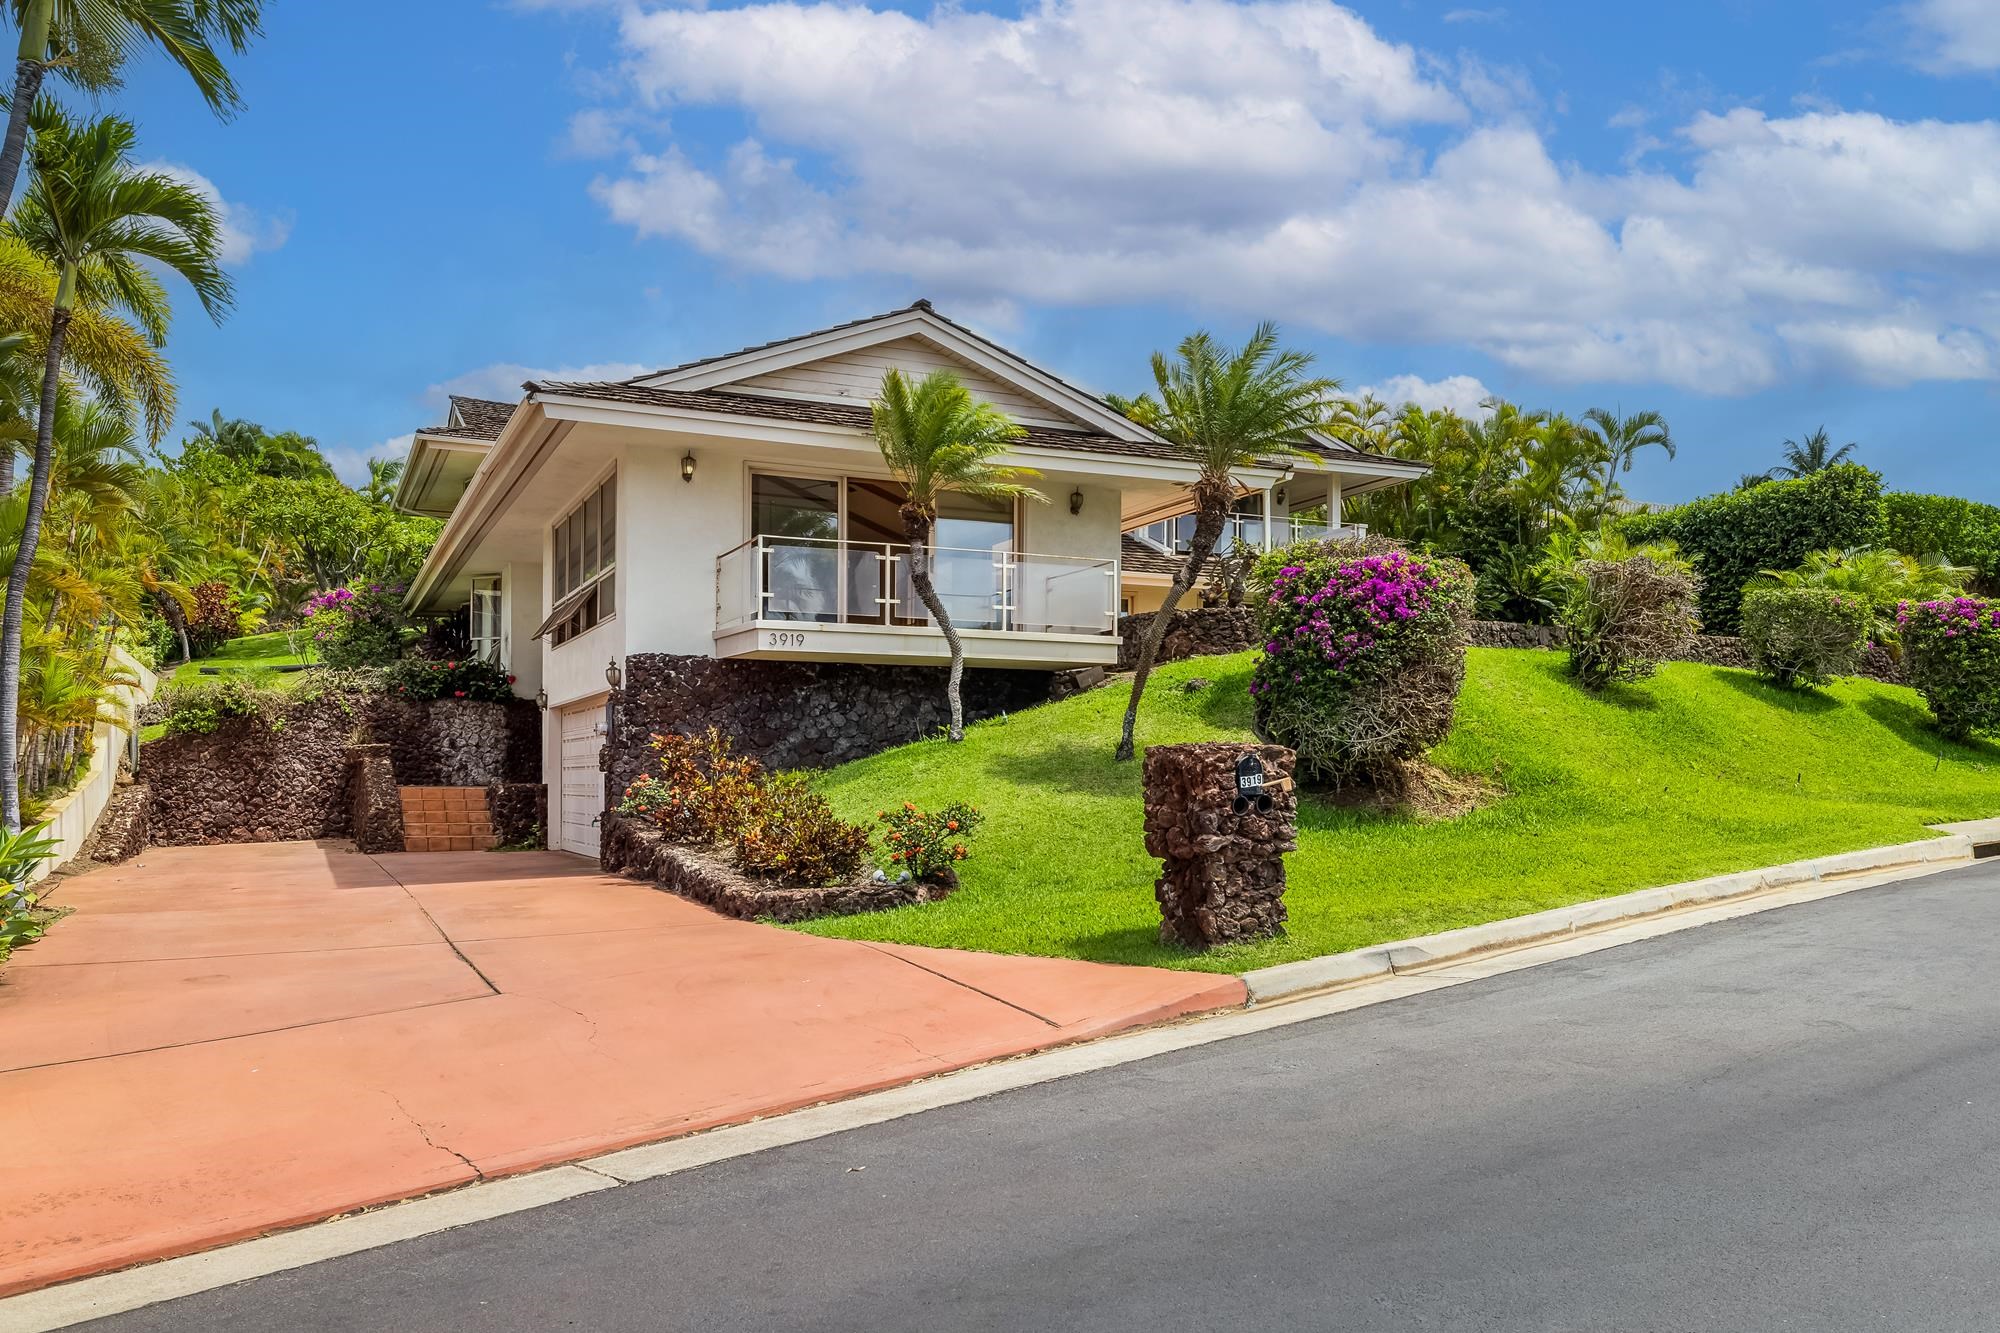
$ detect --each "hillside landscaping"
[800,648,2000,973]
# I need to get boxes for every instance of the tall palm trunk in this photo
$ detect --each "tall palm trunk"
[0,0,50,224]
[1116,487,1230,762]
[902,509,967,742]
[0,295,67,828]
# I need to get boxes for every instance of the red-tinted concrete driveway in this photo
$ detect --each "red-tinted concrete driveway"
[0,843,1241,1297]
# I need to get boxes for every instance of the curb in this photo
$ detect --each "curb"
[1240,834,1978,1004]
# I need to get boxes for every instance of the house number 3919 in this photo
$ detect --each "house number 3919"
[767,631,809,648]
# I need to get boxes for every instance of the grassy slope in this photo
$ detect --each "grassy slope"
[142,632,317,741]
[801,648,2000,973]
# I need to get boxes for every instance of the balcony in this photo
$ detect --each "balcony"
[1130,514,1370,556]
[715,536,1121,669]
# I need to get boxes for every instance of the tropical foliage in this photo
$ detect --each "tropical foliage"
[1754,546,1970,648]
[1618,464,1885,633]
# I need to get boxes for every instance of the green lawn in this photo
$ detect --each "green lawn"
[142,632,318,742]
[800,648,2000,973]
[165,630,311,684]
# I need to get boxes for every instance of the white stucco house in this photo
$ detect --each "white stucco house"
[398,301,1423,855]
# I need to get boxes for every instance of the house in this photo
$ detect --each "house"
[398,301,1424,856]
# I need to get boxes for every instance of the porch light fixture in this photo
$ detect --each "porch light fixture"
[681,451,696,483]
[1069,488,1084,516]
[605,659,623,690]
[534,688,548,711]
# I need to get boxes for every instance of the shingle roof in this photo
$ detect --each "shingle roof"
[1120,534,1184,577]
[417,395,516,442]
[528,381,1189,462]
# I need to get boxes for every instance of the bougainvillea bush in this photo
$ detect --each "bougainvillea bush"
[1740,585,1871,689]
[1251,547,1475,786]
[1898,596,2000,740]
[386,656,516,702]
[876,800,984,883]
[1561,550,1703,690]
[302,583,406,668]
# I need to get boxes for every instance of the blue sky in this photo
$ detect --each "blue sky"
[105,0,2000,502]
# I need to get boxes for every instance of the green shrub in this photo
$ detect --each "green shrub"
[158,674,279,737]
[875,800,984,881]
[1740,585,1870,688]
[1898,596,2000,740]
[735,774,871,885]
[615,728,764,847]
[1251,546,1475,785]
[1620,463,1883,632]
[386,656,517,702]
[1882,493,2000,594]
[302,583,407,667]
[1561,550,1702,689]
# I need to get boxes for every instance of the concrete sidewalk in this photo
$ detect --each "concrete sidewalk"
[0,843,1241,1298]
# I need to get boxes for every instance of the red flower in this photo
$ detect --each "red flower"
[453,690,466,698]
[506,674,517,684]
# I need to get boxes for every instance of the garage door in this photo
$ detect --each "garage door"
[557,700,607,858]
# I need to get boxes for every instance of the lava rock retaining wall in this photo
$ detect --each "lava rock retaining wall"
[1116,608,1260,670]
[142,694,540,847]
[346,744,404,854]
[601,815,945,923]
[486,782,547,848]
[606,654,1055,796]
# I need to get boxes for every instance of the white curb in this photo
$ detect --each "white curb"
[1241,834,1978,1004]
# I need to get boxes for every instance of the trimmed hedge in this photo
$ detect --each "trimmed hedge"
[1882,493,2000,594]
[1740,585,1870,689]
[1620,464,1884,633]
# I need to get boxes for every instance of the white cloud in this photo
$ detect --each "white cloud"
[324,434,410,488]
[1903,0,2000,72]
[575,0,2000,394]
[145,162,290,265]
[425,360,654,414]
[1357,373,1495,418]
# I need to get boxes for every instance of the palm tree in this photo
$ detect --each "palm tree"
[1772,427,1856,478]
[1582,407,1674,517]
[0,0,262,219]
[0,232,173,460]
[1115,323,1338,762]
[868,367,1042,742]
[0,104,228,828]
[362,455,405,506]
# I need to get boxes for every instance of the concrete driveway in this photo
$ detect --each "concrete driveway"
[0,842,1240,1297]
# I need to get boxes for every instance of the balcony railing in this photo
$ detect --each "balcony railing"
[1131,514,1369,556]
[717,536,1119,638]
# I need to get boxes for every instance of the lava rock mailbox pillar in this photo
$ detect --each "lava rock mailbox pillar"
[1143,742,1298,949]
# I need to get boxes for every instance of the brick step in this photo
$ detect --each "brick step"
[397,785,498,853]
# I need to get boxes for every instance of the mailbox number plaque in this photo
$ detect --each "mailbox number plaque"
[1233,754,1273,815]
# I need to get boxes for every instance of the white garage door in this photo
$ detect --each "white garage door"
[557,700,607,858]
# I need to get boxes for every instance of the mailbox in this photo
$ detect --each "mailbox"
[1233,753,1272,815]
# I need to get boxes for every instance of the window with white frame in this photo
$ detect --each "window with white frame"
[470,576,502,663]
[540,473,617,647]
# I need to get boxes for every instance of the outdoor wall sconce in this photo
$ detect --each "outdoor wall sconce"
[534,688,548,710]
[681,451,697,483]
[1069,488,1084,516]
[605,659,623,690]
[1275,486,1288,506]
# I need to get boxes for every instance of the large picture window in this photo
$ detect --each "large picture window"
[539,473,617,647]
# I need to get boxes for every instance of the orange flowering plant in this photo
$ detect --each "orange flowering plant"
[875,800,984,881]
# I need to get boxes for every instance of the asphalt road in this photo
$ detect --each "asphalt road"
[80,859,2000,1333]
